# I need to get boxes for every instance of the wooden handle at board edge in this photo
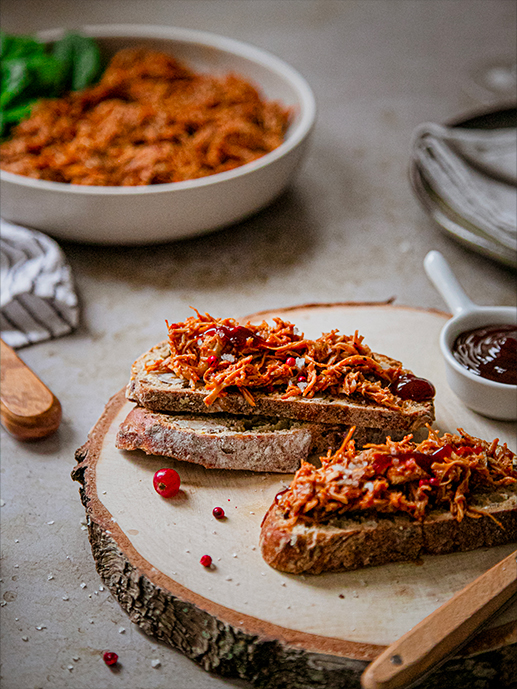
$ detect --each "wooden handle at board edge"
[361,550,517,689]
[0,339,62,440]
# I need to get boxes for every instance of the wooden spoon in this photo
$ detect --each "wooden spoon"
[0,338,62,440]
[361,550,517,689]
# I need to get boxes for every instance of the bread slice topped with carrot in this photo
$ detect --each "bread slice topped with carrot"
[260,427,517,573]
[118,309,436,472]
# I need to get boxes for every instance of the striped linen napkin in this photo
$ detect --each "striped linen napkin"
[0,219,79,349]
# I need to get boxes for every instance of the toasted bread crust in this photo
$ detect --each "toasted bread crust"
[116,406,310,472]
[116,406,400,472]
[260,488,517,574]
[127,342,435,431]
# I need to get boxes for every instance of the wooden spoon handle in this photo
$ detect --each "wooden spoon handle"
[0,339,62,440]
[361,550,517,689]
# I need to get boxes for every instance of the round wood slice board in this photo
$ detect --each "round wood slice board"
[73,303,517,689]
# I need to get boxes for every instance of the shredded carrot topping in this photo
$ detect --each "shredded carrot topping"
[275,426,517,524]
[0,48,292,185]
[146,309,431,409]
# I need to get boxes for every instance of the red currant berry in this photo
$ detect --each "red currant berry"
[153,468,181,498]
[212,507,225,519]
[103,651,118,666]
[418,479,430,487]
[206,355,218,366]
[429,477,441,487]
[200,555,212,568]
[286,357,296,367]
[297,375,307,383]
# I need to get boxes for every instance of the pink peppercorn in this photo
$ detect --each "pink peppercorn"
[286,357,296,367]
[200,555,212,568]
[419,478,440,487]
[103,651,118,666]
[212,507,225,519]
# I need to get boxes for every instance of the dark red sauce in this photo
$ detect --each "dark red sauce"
[372,451,434,475]
[371,454,393,475]
[372,445,456,476]
[390,373,435,402]
[452,324,517,386]
[430,444,453,461]
[204,324,267,350]
[274,488,289,503]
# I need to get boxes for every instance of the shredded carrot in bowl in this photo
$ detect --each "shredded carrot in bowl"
[0,48,292,186]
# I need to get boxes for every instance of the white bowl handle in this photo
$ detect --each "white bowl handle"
[424,251,476,316]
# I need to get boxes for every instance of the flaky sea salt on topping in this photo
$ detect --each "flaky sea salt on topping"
[157,373,177,383]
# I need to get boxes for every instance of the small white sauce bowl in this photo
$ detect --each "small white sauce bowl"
[0,25,316,245]
[424,251,517,420]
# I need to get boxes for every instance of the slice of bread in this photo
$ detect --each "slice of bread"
[126,342,435,432]
[115,406,394,472]
[116,407,311,472]
[260,429,517,574]
[260,487,517,574]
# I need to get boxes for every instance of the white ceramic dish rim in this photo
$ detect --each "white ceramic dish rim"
[0,24,316,196]
[439,306,517,392]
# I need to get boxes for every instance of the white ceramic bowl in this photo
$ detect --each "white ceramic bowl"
[440,305,517,421]
[424,251,517,421]
[0,25,316,245]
